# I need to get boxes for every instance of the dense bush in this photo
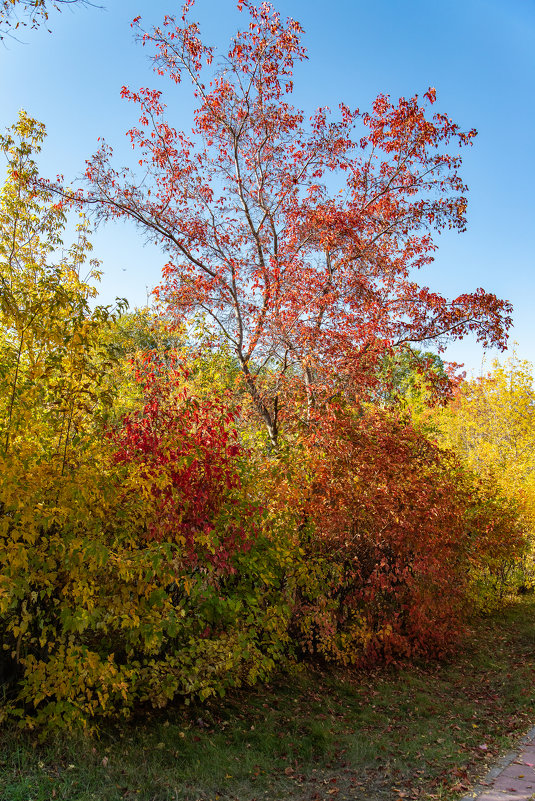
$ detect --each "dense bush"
[0,114,291,729]
[287,406,528,664]
[0,358,302,730]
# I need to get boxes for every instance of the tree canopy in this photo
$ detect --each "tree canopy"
[75,0,512,446]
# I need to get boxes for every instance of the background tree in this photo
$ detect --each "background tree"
[78,0,512,447]
[439,356,535,531]
[376,348,457,408]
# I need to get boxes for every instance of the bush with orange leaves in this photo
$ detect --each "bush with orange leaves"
[289,405,527,665]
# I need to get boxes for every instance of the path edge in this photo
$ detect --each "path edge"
[458,724,535,801]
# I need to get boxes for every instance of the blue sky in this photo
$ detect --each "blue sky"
[1,0,533,374]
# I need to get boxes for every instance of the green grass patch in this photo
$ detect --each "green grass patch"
[2,596,535,801]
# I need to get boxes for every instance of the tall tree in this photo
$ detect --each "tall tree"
[78,0,511,446]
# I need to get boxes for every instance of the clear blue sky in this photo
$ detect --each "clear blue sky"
[1,0,533,374]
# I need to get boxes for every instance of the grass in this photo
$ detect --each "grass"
[2,596,535,801]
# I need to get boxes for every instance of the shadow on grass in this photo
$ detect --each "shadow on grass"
[2,596,535,801]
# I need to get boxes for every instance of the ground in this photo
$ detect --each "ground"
[2,596,535,801]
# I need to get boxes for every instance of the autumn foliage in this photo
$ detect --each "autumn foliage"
[81,0,512,447]
[0,0,528,732]
[295,406,528,661]
[111,359,256,569]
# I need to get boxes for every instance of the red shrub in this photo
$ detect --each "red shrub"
[111,360,255,572]
[296,407,473,663]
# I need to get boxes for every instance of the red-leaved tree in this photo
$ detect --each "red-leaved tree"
[81,0,511,446]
